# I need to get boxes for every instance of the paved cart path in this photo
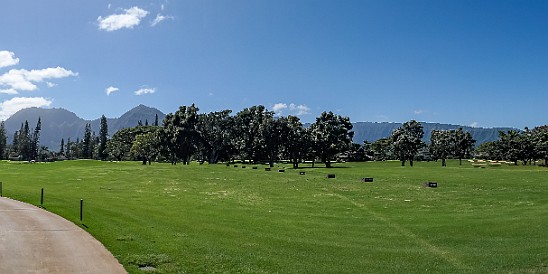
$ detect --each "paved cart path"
[0,197,126,274]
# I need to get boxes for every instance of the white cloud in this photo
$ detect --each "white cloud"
[0,51,19,68]
[0,88,18,95]
[289,103,311,115]
[135,87,156,95]
[151,14,174,26]
[161,4,165,11]
[0,67,78,93]
[272,103,310,116]
[0,97,52,121]
[46,82,57,88]
[272,103,288,114]
[97,6,149,31]
[414,110,425,114]
[107,3,111,9]
[470,122,479,127]
[105,86,119,95]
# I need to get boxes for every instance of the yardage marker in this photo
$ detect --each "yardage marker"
[332,192,472,271]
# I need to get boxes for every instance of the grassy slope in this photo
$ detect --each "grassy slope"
[1,160,547,273]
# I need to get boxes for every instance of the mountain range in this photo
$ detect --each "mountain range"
[4,105,166,151]
[3,105,515,151]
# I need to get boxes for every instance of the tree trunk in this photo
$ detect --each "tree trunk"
[208,150,218,164]
[410,159,414,167]
[442,158,446,167]
[325,160,332,168]
[401,160,405,166]
[292,158,299,169]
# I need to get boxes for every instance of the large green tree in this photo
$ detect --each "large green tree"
[31,118,41,160]
[131,131,161,165]
[283,115,308,169]
[371,137,392,161]
[497,130,521,165]
[234,105,273,163]
[518,127,535,165]
[162,104,200,165]
[310,111,354,168]
[391,120,424,167]
[453,128,475,165]
[17,121,31,160]
[98,115,109,160]
[429,130,454,167]
[107,126,159,161]
[532,125,548,166]
[82,123,93,159]
[0,122,6,159]
[195,110,235,164]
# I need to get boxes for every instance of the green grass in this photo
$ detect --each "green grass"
[1,160,547,273]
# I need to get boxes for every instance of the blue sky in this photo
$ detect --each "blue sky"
[0,0,546,129]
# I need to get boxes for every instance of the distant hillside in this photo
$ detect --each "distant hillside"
[4,105,514,151]
[4,105,166,150]
[351,122,516,145]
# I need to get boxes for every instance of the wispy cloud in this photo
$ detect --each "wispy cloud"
[135,87,156,95]
[0,67,78,94]
[46,82,57,88]
[272,103,311,116]
[414,110,425,114]
[0,97,52,121]
[470,122,479,127]
[0,88,18,95]
[0,51,19,68]
[151,14,174,27]
[272,103,287,114]
[97,6,149,31]
[105,86,119,95]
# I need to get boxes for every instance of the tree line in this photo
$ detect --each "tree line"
[0,104,547,168]
[475,127,548,166]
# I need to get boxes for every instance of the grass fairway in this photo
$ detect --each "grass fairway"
[1,160,547,273]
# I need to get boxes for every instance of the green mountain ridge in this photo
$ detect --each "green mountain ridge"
[4,106,515,151]
[4,105,166,151]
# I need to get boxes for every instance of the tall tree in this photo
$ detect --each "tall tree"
[429,130,454,167]
[0,122,6,160]
[310,111,354,168]
[453,128,475,165]
[196,110,235,164]
[283,115,308,169]
[261,116,290,167]
[31,118,41,160]
[532,125,548,166]
[162,104,200,165]
[99,115,109,160]
[518,127,535,165]
[82,123,92,159]
[234,105,273,163]
[59,138,65,155]
[497,130,521,165]
[391,120,424,167]
[17,121,31,160]
[154,113,159,126]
